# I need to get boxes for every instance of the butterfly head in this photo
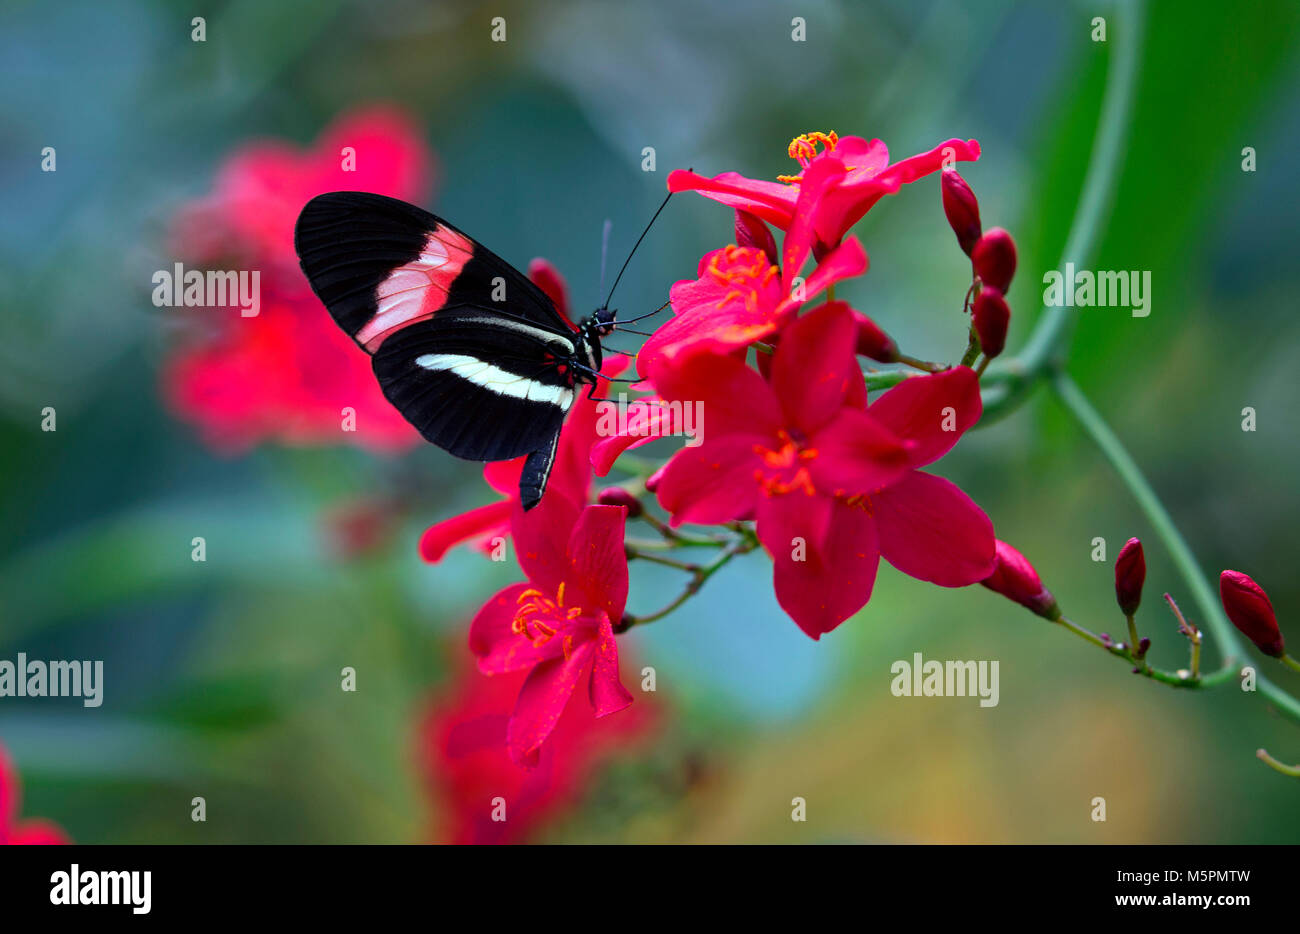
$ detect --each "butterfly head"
[583,305,618,339]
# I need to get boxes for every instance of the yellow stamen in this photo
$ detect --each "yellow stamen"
[778,130,839,184]
[513,585,582,647]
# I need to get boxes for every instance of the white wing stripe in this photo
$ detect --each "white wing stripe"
[415,354,575,409]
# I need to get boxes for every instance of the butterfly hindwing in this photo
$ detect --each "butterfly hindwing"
[371,308,574,461]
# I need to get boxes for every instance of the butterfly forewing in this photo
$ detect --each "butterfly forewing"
[294,191,586,472]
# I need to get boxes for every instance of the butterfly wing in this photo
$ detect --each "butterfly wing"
[295,191,582,462]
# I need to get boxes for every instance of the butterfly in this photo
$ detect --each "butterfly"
[294,191,664,510]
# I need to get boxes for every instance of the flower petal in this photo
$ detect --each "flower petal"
[590,399,674,476]
[589,614,633,717]
[649,347,783,440]
[760,496,879,639]
[872,471,995,586]
[667,169,798,230]
[566,505,630,623]
[782,157,847,280]
[511,490,581,592]
[770,301,861,435]
[800,235,869,301]
[507,640,596,767]
[808,408,911,496]
[869,366,982,467]
[812,137,980,246]
[656,435,763,526]
[419,499,511,563]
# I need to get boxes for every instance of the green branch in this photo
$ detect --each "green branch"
[1050,370,1300,725]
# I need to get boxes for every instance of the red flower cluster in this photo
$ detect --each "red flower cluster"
[616,132,997,637]
[163,106,435,452]
[0,742,68,845]
[426,130,1013,768]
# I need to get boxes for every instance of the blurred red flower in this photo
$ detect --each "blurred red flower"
[0,743,69,845]
[162,105,435,452]
[419,654,656,844]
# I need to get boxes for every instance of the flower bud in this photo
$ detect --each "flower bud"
[941,168,981,256]
[1220,570,1284,657]
[1114,537,1145,616]
[972,287,1010,359]
[734,209,779,266]
[980,540,1060,620]
[972,227,1017,292]
[851,309,898,362]
[597,486,643,517]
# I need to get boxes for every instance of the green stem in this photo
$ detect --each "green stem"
[619,532,759,630]
[1126,613,1146,670]
[624,548,698,572]
[1051,371,1300,724]
[1056,615,1235,689]
[1256,749,1300,778]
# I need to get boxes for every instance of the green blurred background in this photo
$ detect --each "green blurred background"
[2,0,1298,843]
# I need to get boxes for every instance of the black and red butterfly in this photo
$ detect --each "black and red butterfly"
[295,191,662,510]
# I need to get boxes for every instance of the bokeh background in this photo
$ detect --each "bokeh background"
[2,0,1299,843]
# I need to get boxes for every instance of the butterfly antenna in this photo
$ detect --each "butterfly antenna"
[603,189,673,311]
[614,298,671,326]
[597,218,613,299]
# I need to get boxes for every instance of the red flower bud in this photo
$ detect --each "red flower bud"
[972,287,1010,359]
[1220,570,1284,657]
[851,309,898,362]
[941,168,981,256]
[1114,537,1145,616]
[734,209,779,266]
[972,227,1017,292]
[597,486,643,517]
[980,540,1060,620]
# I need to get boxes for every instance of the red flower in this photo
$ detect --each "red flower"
[0,743,69,845]
[418,654,655,844]
[648,302,995,638]
[469,498,634,766]
[668,131,980,248]
[640,157,866,375]
[419,261,631,562]
[163,105,435,453]
[1220,570,1285,658]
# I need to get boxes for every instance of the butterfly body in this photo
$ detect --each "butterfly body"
[295,191,612,509]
